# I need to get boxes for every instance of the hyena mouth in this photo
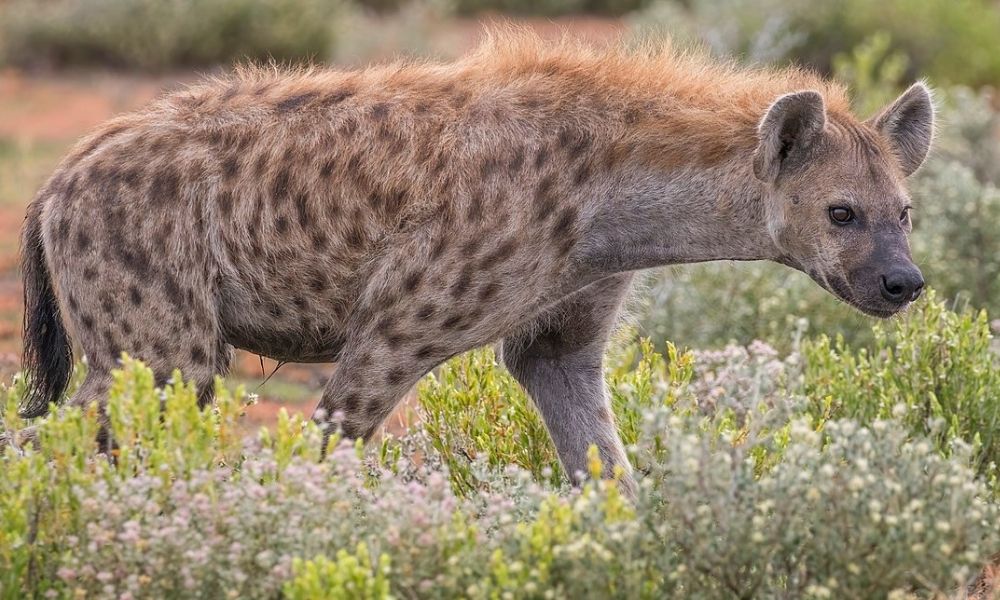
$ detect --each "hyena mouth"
[821,273,902,319]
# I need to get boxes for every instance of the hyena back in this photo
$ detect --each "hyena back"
[19,35,934,492]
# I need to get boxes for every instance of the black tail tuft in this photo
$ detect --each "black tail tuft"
[19,199,72,418]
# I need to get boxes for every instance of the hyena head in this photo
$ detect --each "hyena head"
[753,83,935,318]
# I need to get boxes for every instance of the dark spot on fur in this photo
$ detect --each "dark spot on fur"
[128,286,142,307]
[478,282,500,301]
[163,275,185,308]
[404,271,423,292]
[294,194,311,228]
[508,147,525,172]
[345,222,365,249]
[323,88,355,105]
[111,237,152,277]
[342,393,361,413]
[75,230,91,251]
[218,190,234,218]
[573,161,593,186]
[441,314,463,329]
[276,92,318,113]
[56,218,71,244]
[272,168,291,204]
[191,346,208,364]
[480,157,499,178]
[414,344,441,360]
[311,231,328,250]
[551,206,578,239]
[150,168,181,201]
[220,85,240,103]
[80,313,94,331]
[461,238,483,257]
[415,304,436,320]
[534,174,558,212]
[559,129,592,158]
[122,321,133,336]
[319,160,336,178]
[386,368,407,385]
[558,128,574,148]
[374,316,394,336]
[451,91,470,109]
[534,146,549,170]
[254,153,269,177]
[450,267,474,299]
[83,266,98,280]
[430,237,448,260]
[275,215,289,234]
[385,332,407,350]
[371,103,390,120]
[107,339,122,362]
[99,292,116,315]
[466,191,483,223]
[222,156,240,180]
[310,271,328,293]
[480,238,518,269]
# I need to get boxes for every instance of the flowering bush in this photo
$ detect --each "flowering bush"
[2,295,999,599]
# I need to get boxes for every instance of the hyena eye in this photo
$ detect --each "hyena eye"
[900,207,912,222]
[828,206,855,225]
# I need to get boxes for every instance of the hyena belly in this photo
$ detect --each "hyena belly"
[213,229,361,364]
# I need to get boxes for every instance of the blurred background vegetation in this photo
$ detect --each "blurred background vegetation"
[0,0,998,415]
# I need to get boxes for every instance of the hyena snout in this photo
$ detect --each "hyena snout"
[879,263,924,304]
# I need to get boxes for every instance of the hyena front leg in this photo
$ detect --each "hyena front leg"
[311,268,463,440]
[312,342,438,441]
[500,273,636,496]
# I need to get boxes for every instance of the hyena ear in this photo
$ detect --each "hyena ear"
[868,82,935,177]
[753,90,827,183]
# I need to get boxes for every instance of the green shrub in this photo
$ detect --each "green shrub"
[417,339,692,493]
[0,0,342,70]
[2,338,997,597]
[631,0,1000,87]
[803,291,1000,481]
[284,544,393,600]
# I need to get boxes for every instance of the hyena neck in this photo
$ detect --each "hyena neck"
[576,153,780,278]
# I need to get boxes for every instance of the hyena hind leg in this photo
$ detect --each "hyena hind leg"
[501,273,636,497]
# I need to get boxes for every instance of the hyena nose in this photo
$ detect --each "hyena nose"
[880,266,924,303]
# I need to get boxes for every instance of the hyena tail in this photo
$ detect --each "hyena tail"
[19,198,72,418]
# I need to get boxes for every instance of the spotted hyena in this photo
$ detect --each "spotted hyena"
[16,35,933,493]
